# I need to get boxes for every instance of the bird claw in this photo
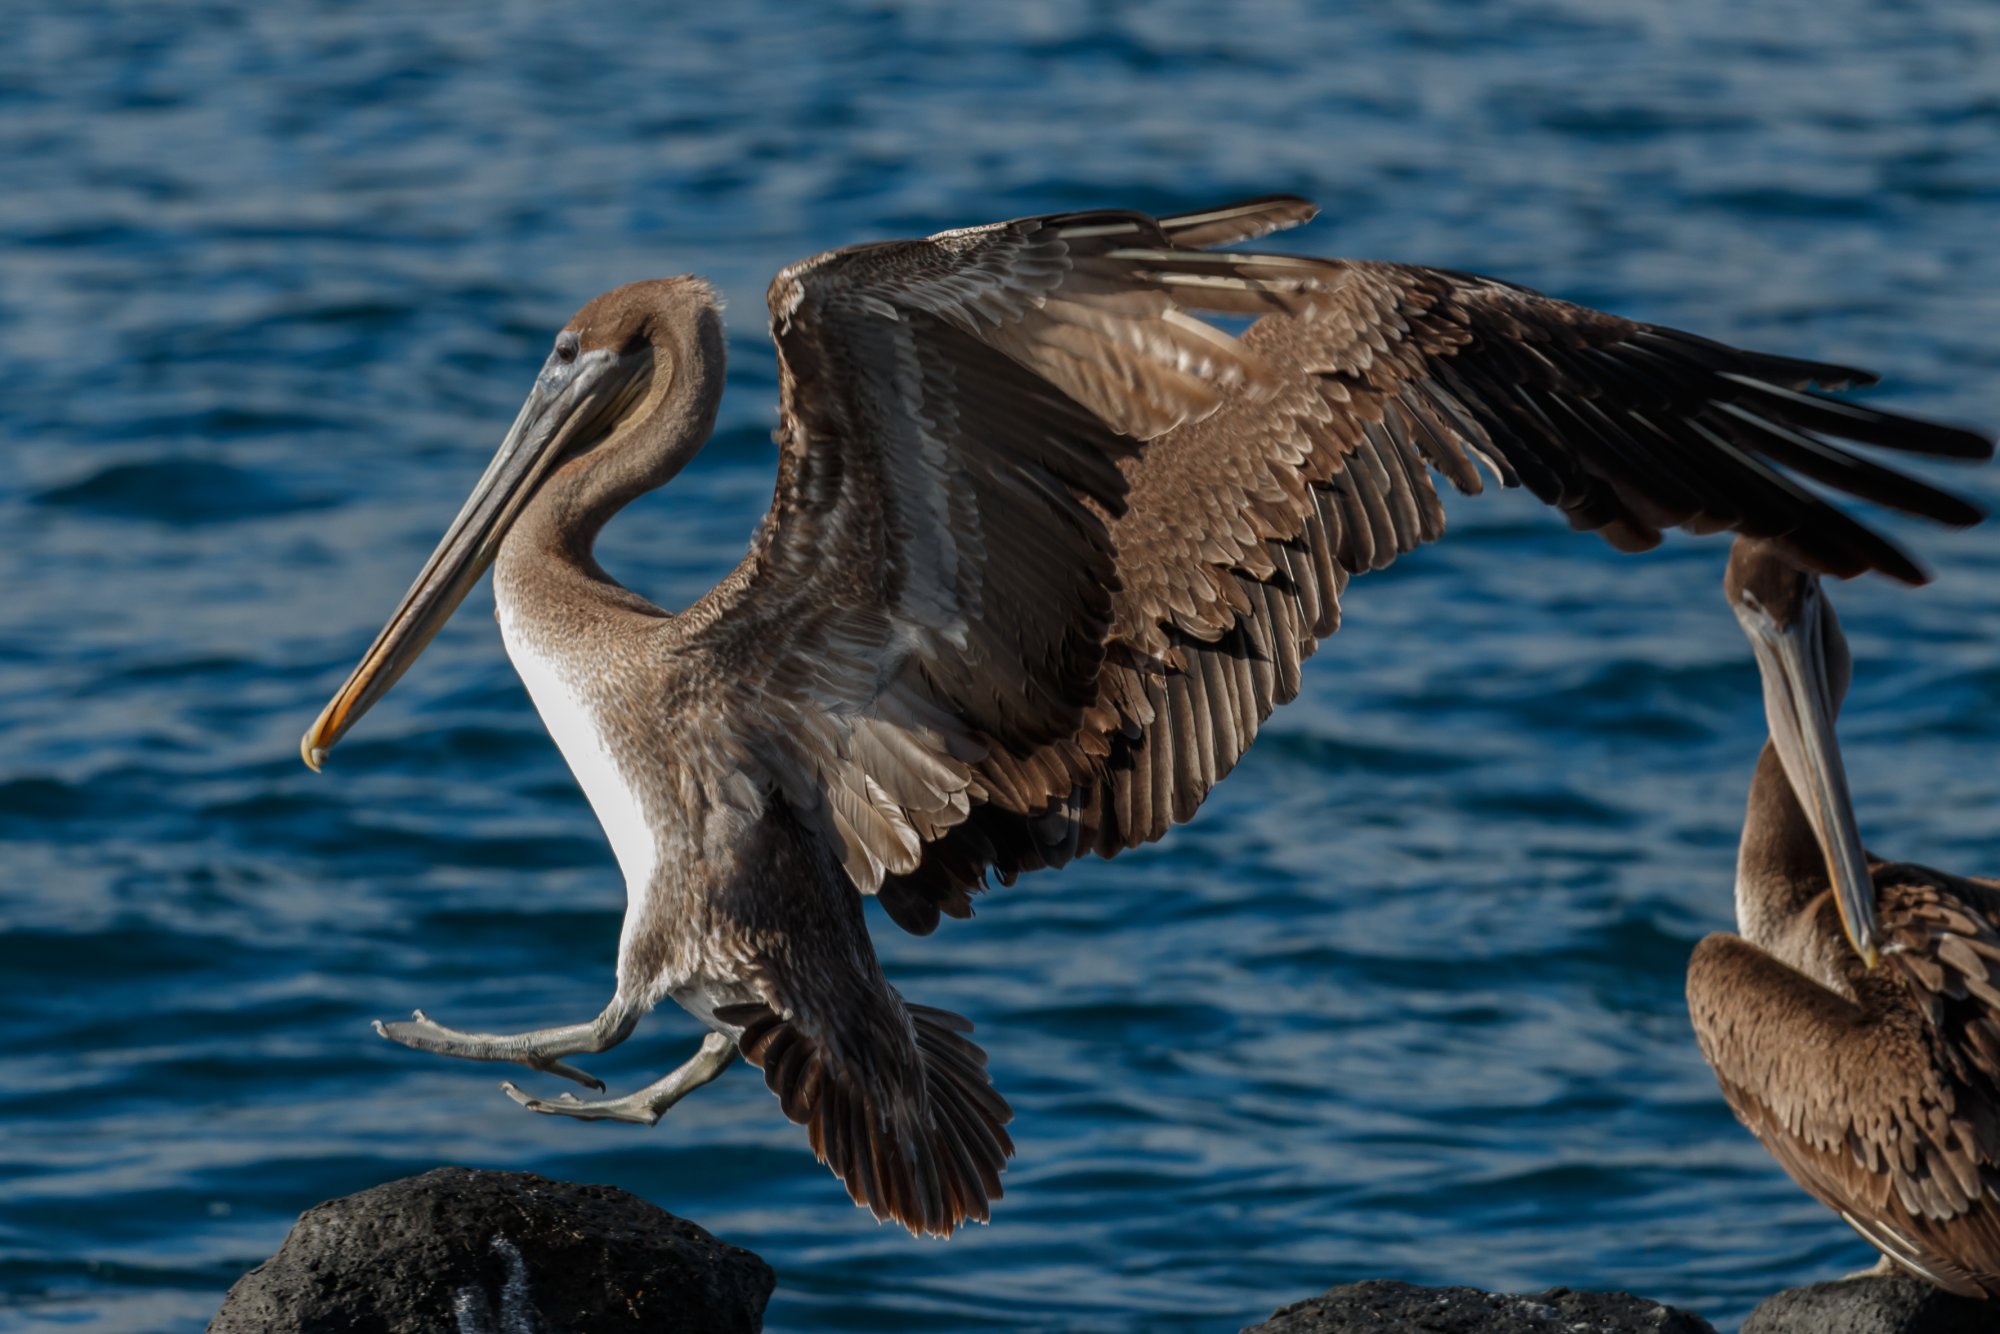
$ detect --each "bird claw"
[500,1080,657,1125]
[526,1058,604,1091]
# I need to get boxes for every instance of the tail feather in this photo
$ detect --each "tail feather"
[719,999,1015,1236]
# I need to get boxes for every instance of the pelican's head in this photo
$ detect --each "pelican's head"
[300,277,724,771]
[1725,536,1878,967]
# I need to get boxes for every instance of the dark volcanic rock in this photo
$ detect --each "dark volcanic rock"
[1741,1272,1992,1334]
[1243,1279,1717,1333]
[209,1167,773,1334]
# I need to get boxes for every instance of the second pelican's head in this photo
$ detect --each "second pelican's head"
[1725,536,1878,967]
[300,278,724,771]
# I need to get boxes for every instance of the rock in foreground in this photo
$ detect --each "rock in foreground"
[1244,1279,1717,1333]
[210,1167,773,1334]
[1741,1272,1991,1334]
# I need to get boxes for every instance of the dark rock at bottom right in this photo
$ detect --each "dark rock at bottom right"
[1741,1272,1994,1334]
[1241,1280,1718,1333]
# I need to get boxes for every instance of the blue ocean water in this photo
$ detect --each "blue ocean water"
[4,3,2000,1330]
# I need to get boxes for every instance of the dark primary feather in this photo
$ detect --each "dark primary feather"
[671,197,1992,931]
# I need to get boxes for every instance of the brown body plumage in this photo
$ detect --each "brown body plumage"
[1689,539,2000,1297]
[302,197,1991,1236]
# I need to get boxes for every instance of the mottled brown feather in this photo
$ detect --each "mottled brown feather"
[1690,867,2000,1297]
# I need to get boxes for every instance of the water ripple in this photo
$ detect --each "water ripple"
[4,3,2000,1332]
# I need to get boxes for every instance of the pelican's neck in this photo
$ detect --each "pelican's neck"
[1735,741,1838,952]
[493,322,725,626]
[490,472,640,642]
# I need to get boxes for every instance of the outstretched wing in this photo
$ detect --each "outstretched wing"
[678,201,1335,892]
[677,198,1992,923]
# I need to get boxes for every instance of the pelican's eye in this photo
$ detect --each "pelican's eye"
[554,332,580,365]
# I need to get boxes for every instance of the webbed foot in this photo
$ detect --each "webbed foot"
[373,1002,640,1091]
[501,1031,737,1125]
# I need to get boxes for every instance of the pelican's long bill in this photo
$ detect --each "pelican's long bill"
[1736,584,1881,968]
[301,343,643,771]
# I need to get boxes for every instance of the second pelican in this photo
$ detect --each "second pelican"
[1690,537,2000,1298]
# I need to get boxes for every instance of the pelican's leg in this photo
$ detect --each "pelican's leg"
[374,999,641,1091]
[501,1031,737,1125]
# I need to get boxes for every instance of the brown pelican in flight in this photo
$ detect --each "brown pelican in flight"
[301,195,1992,1235]
[1689,538,2000,1298]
